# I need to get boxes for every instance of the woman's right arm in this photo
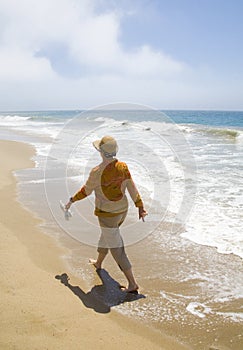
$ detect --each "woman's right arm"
[65,169,97,209]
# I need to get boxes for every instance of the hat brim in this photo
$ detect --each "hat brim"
[93,139,101,151]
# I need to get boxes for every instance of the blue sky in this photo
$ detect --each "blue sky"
[120,0,243,67]
[0,0,242,110]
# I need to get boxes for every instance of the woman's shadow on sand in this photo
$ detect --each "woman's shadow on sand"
[55,269,145,314]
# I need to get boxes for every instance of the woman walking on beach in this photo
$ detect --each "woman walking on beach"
[65,136,147,293]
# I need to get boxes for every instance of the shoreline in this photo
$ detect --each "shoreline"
[0,139,190,350]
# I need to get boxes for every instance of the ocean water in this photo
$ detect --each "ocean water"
[1,107,242,257]
[1,106,243,348]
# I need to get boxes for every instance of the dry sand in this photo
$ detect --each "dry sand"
[0,140,191,350]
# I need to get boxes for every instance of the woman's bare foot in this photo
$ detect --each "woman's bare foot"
[89,258,101,270]
[121,283,139,293]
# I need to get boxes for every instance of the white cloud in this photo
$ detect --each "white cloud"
[0,0,185,81]
[121,45,184,77]
[0,47,55,80]
[0,0,242,110]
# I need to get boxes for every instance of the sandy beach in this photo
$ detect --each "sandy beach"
[0,139,192,349]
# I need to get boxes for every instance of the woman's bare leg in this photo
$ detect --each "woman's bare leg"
[122,268,139,292]
[89,252,107,269]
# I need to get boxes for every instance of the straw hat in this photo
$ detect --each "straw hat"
[93,135,118,157]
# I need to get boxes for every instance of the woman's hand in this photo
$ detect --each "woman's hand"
[139,207,148,222]
[65,201,72,210]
